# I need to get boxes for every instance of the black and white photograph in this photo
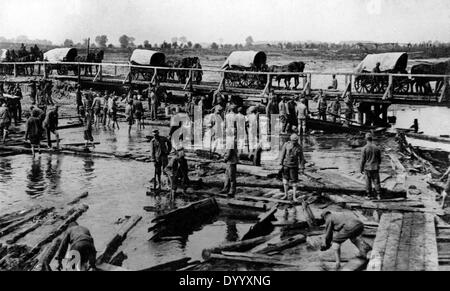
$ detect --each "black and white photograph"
[0,0,449,275]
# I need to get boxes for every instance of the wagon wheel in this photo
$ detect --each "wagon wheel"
[394,79,410,94]
[142,71,153,81]
[57,66,68,75]
[360,79,373,93]
[224,77,234,87]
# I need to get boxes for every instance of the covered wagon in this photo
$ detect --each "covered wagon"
[354,52,409,94]
[129,49,167,81]
[221,51,268,88]
[43,48,78,75]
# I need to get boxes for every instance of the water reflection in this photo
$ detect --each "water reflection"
[26,157,46,196]
[45,155,62,194]
[0,158,12,183]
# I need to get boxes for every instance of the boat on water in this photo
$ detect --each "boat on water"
[306,118,384,134]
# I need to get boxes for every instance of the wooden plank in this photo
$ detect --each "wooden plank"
[424,213,439,271]
[241,206,277,241]
[202,232,279,260]
[209,251,297,267]
[6,221,42,244]
[381,213,403,271]
[408,213,427,271]
[394,212,413,271]
[0,207,54,238]
[215,198,268,212]
[367,213,394,271]
[96,215,142,265]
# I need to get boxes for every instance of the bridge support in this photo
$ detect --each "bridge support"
[357,102,391,127]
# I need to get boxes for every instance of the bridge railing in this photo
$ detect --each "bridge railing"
[0,61,449,101]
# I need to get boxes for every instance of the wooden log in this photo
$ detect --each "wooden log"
[56,123,84,130]
[151,198,218,224]
[6,221,42,244]
[96,215,142,265]
[208,251,297,267]
[61,142,100,147]
[109,251,127,267]
[196,179,406,198]
[140,257,191,271]
[215,197,268,212]
[29,205,89,256]
[254,234,307,255]
[302,200,316,228]
[67,192,89,205]
[0,209,34,229]
[202,232,279,260]
[32,238,62,271]
[0,207,53,238]
[241,206,277,241]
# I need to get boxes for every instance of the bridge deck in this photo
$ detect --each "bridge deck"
[367,212,438,271]
[2,70,449,106]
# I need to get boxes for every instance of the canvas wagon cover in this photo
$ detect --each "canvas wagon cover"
[355,52,408,73]
[130,49,166,66]
[0,49,7,62]
[44,48,78,62]
[221,51,267,69]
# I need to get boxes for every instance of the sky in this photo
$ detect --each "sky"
[0,0,449,45]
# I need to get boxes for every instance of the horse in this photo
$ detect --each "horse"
[411,61,450,94]
[269,61,305,89]
[173,57,203,84]
[74,50,104,76]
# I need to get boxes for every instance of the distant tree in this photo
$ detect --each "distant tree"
[278,42,283,49]
[193,43,202,50]
[285,42,293,49]
[187,41,193,48]
[95,35,108,48]
[172,42,178,49]
[119,35,134,48]
[63,39,74,47]
[210,42,219,50]
[107,44,114,49]
[83,38,90,47]
[137,45,143,49]
[245,36,254,47]
[171,37,178,44]
[234,44,239,49]
[143,40,151,49]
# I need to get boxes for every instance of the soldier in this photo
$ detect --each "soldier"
[220,146,239,197]
[165,148,190,199]
[296,98,309,136]
[0,101,11,144]
[360,133,382,200]
[25,108,43,157]
[320,211,371,270]
[279,133,306,202]
[328,97,341,123]
[43,105,60,149]
[278,97,288,133]
[149,129,171,190]
[30,81,37,105]
[56,222,97,271]
[317,92,328,121]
